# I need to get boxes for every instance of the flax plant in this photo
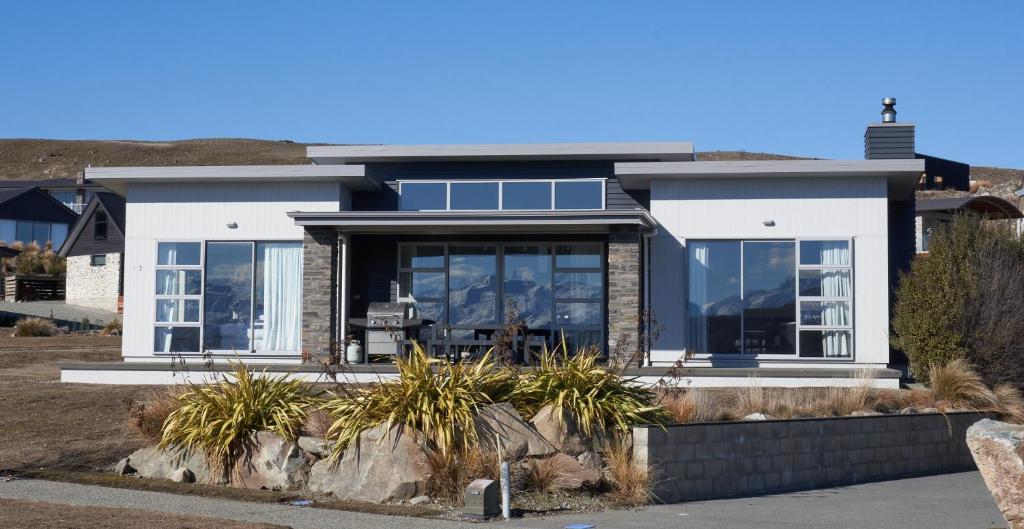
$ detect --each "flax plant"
[320,344,518,460]
[512,340,671,435]
[159,362,319,480]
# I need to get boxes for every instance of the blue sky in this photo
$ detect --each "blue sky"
[1,1,1021,167]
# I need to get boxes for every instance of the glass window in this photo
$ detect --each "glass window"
[0,219,15,244]
[742,241,796,355]
[502,182,552,210]
[450,182,499,210]
[400,182,447,211]
[554,181,603,210]
[556,302,602,326]
[798,269,852,297]
[94,211,108,241]
[800,301,851,326]
[203,242,254,351]
[15,222,32,244]
[799,330,852,358]
[554,272,602,299]
[32,223,50,245]
[252,242,302,351]
[157,242,201,266]
[156,299,201,323]
[687,241,741,354]
[400,271,446,299]
[800,240,850,266]
[503,246,552,328]
[400,245,444,269]
[555,244,601,268]
[90,254,106,266]
[448,246,498,326]
[155,326,200,353]
[156,270,202,295]
[50,223,68,248]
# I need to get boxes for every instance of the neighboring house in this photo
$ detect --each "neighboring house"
[0,187,78,248]
[915,196,1023,253]
[65,101,957,387]
[57,193,126,313]
[0,174,105,214]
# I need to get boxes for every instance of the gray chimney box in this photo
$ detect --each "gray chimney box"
[865,98,915,159]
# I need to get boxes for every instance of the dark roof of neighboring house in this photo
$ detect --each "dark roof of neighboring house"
[917,196,1023,219]
[57,192,126,257]
[0,246,21,258]
[0,177,96,189]
[0,187,78,224]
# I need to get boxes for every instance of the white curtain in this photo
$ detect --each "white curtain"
[256,243,302,351]
[687,243,710,355]
[817,241,851,358]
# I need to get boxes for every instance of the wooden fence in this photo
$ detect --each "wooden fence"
[2,275,66,301]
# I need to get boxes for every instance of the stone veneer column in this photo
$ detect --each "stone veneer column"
[607,226,642,367]
[301,227,338,357]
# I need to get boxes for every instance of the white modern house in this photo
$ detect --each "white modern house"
[61,103,940,387]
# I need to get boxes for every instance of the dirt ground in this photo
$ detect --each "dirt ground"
[0,498,288,529]
[0,333,149,473]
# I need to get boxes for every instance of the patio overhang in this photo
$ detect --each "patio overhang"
[287,210,658,234]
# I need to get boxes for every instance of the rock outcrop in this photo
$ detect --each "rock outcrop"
[530,405,589,456]
[308,423,432,503]
[473,402,557,458]
[967,419,1024,529]
[126,446,217,484]
[232,431,313,491]
[539,453,601,490]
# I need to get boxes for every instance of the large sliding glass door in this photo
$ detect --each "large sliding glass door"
[398,242,604,352]
[153,240,302,355]
[686,239,853,359]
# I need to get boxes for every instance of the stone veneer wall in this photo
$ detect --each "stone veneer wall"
[606,226,641,366]
[301,228,337,356]
[634,412,982,503]
[65,253,121,312]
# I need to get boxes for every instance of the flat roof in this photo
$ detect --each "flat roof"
[288,209,657,234]
[307,142,695,164]
[614,159,926,198]
[85,165,376,194]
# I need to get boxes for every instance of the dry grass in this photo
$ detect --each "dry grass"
[302,408,334,438]
[523,455,569,493]
[426,446,508,505]
[126,387,184,444]
[603,435,656,506]
[992,385,1024,424]
[661,388,725,423]
[101,319,122,336]
[929,359,1000,410]
[12,317,57,337]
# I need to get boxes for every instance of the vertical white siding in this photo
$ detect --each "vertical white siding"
[648,177,890,368]
[122,182,341,362]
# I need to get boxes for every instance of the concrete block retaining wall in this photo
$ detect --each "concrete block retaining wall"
[633,412,982,503]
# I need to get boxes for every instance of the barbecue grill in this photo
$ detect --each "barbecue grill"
[349,302,425,358]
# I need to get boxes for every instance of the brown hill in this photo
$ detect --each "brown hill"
[0,141,1019,204]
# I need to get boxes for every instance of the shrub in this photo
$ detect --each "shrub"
[159,363,319,480]
[604,435,656,506]
[320,344,517,459]
[892,214,1024,387]
[512,343,671,436]
[101,319,122,336]
[5,241,66,277]
[128,388,184,444]
[13,317,57,337]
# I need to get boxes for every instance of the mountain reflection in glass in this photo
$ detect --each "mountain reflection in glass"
[687,241,741,354]
[448,247,498,326]
[203,242,253,351]
[503,246,552,327]
[742,241,796,354]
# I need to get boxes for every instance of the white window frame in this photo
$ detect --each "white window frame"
[397,178,607,212]
[684,237,855,361]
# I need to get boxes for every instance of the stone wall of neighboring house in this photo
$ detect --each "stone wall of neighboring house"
[65,253,121,312]
[634,412,982,503]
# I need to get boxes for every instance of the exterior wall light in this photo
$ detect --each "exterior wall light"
[763,219,776,227]
[226,222,238,229]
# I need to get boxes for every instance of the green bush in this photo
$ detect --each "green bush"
[160,363,319,480]
[892,214,1024,387]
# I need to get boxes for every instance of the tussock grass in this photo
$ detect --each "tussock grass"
[661,389,724,423]
[13,317,57,337]
[426,446,510,505]
[929,359,999,410]
[127,387,185,444]
[604,435,656,506]
[160,363,319,480]
[100,319,122,336]
[523,456,570,493]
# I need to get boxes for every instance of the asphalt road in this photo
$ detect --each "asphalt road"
[0,472,1006,529]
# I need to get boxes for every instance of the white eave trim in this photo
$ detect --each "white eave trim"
[85,164,376,194]
[308,142,695,164]
[614,159,926,199]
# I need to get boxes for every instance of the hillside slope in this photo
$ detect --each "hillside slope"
[0,140,1019,204]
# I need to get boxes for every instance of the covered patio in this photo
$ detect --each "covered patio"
[289,210,656,366]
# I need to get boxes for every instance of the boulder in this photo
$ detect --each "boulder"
[171,468,195,483]
[967,419,1024,529]
[114,458,135,475]
[540,453,601,490]
[298,436,334,459]
[742,413,774,421]
[530,405,590,456]
[921,407,940,414]
[577,450,603,470]
[473,403,556,458]
[899,407,919,415]
[126,446,216,484]
[849,410,883,417]
[232,431,313,491]
[409,495,431,505]
[308,423,432,503]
